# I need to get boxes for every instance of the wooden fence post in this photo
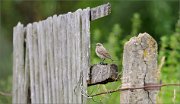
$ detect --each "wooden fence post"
[12,3,111,104]
[120,33,159,104]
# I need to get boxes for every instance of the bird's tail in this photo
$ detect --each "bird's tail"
[110,58,119,62]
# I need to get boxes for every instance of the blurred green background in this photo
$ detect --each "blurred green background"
[0,0,180,104]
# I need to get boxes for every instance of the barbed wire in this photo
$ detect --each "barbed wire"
[1,82,180,104]
[89,83,180,97]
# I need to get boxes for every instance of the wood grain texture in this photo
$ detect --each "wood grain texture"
[32,22,40,103]
[81,7,90,104]
[90,3,111,21]
[37,21,44,104]
[27,23,36,103]
[52,15,59,104]
[13,22,26,103]
[120,33,158,104]
[74,9,82,103]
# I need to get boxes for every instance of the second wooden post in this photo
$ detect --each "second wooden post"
[120,33,159,104]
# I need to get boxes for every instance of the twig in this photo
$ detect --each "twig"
[0,91,12,97]
[157,56,165,79]
[90,84,180,97]
[172,89,176,104]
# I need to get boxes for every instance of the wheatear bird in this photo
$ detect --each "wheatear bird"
[95,43,113,63]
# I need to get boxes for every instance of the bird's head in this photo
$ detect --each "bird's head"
[96,43,103,47]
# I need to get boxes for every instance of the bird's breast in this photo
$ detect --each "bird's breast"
[95,47,104,59]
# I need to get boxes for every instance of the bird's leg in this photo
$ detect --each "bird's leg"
[100,58,104,65]
[103,59,108,65]
[100,58,107,65]
[102,58,105,63]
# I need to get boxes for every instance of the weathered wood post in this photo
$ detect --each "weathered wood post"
[120,33,159,104]
[12,3,111,104]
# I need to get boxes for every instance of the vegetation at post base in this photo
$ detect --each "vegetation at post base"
[0,1,179,104]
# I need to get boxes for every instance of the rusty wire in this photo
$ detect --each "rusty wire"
[89,83,180,97]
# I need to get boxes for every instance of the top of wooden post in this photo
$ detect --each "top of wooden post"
[90,3,111,21]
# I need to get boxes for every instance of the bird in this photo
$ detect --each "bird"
[95,43,113,64]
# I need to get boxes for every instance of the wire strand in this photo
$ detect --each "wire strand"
[90,83,180,97]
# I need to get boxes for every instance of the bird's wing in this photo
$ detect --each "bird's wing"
[97,46,111,59]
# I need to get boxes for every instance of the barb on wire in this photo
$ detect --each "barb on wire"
[89,83,180,97]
